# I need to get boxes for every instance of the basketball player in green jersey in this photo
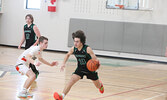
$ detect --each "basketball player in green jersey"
[18,14,41,78]
[18,14,41,49]
[54,30,104,100]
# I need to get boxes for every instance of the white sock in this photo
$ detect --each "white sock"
[21,88,27,93]
[62,93,65,99]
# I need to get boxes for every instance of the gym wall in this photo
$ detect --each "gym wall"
[68,18,167,57]
[0,0,167,62]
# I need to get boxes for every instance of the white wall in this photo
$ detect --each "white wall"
[0,0,167,62]
[0,0,72,51]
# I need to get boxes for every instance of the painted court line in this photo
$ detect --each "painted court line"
[0,71,3,76]
[0,71,7,78]
[91,82,167,100]
[143,93,166,100]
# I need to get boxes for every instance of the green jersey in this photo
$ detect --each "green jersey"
[73,45,91,72]
[24,24,37,49]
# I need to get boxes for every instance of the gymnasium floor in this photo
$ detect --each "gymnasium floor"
[0,46,167,100]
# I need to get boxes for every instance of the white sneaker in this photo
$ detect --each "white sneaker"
[18,92,27,98]
[26,92,33,97]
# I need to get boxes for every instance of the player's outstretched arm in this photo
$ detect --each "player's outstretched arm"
[38,57,58,67]
[60,47,74,71]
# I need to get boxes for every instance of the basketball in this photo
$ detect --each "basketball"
[87,59,100,72]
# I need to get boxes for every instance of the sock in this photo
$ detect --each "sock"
[61,93,65,99]
[99,82,103,89]
[21,88,27,93]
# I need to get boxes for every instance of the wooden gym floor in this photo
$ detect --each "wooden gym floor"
[0,46,167,100]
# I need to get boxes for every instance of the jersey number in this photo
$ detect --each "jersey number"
[78,59,86,65]
[26,34,30,39]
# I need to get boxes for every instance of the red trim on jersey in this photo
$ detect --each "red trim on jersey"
[21,57,27,62]
[16,66,19,71]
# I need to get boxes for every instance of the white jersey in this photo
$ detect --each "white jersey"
[16,46,42,65]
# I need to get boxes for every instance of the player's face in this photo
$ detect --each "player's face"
[26,16,32,24]
[74,38,82,48]
[40,40,48,49]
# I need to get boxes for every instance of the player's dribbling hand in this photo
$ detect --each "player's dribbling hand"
[95,59,101,69]
[60,64,65,72]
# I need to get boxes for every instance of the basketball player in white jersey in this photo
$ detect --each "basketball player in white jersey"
[15,36,58,98]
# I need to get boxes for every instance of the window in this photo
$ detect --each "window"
[26,0,40,10]
[106,0,152,10]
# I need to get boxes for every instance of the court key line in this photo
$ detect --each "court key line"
[91,82,167,100]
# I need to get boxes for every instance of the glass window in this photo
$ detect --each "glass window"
[26,0,40,10]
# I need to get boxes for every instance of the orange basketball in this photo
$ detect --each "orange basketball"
[87,59,100,72]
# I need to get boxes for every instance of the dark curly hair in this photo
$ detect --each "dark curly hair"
[72,30,86,45]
